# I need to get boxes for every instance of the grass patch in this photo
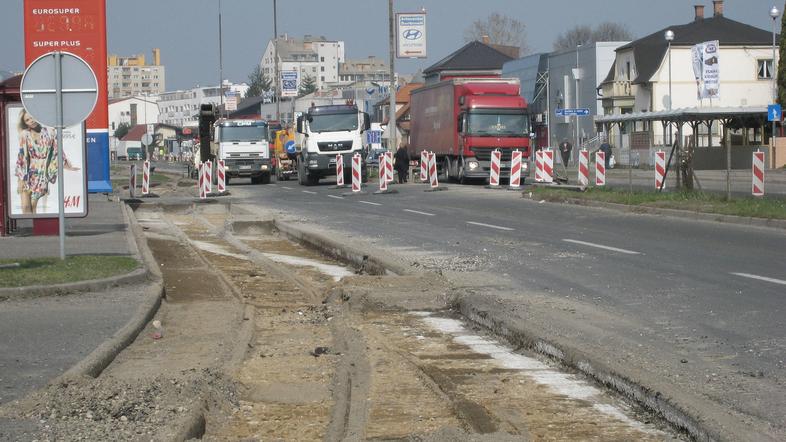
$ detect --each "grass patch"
[530,187,786,220]
[0,255,139,287]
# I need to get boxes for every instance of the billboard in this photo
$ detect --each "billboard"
[396,13,427,58]
[691,40,720,100]
[24,0,111,193]
[5,104,87,218]
[281,71,299,97]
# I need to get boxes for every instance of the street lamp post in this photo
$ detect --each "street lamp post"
[770,5,779,147]
[575,44,581,156]
[273,0,280,123]
[665,30,674,146]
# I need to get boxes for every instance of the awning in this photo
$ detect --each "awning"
[595,106,768,124]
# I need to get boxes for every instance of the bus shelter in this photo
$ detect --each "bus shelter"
[0,75,21,236]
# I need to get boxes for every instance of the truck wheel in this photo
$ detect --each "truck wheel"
[306,174,320,186]
[261,174,271,185]
[441,158,451,182]
[251,175,260,184]
[458,162,468,185]
[298,160,307,185]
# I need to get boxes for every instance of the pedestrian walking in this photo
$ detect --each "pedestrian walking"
[394,144,410,184]
[559,139,572,166]
[599,141,612,169]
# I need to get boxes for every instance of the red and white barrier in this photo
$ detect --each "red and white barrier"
[129,164,137,198]
[655,150,666,189]
[379,153,388,191]
[420,151,428,182]
[142,160,150,195]
[351,153,362,192]
[205,160,213,195]
[509,150,522,189]
[198,162,206,199]
[428,151,439,188]
[542,149,554,183]
[489,149,501,187]
[336,154,344,186]
[534,150,543,182]
[595,152,606,186]
[385,151,394,183]
[578,149,589,187]
[217,159,226,193]
[752,150,765,196]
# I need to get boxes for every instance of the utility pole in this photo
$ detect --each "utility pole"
[218,0,224,118]
[388,0,397,152]
[575,44,581,155]
[273,0,280,122]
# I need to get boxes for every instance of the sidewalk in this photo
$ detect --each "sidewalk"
[0,194,132,259]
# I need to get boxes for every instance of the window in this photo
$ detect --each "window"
[320,56,324,62]
[321,76,325,82]
[320,66,325,72]
[758,59,774,79]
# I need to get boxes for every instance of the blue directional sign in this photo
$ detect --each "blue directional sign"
[768,104,782,122]
[285,140,296,154]
[366,130,382,145]
[556,108,591,117]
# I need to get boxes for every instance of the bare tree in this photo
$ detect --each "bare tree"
[553,22,633,51]
[464,12,528,53]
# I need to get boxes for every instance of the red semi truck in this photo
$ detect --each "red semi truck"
[409,78,531,184]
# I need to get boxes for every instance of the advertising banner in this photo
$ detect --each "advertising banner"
[691,40,720,100]
[24,0,111,193]
[396,13,427,58]
[5,104,87,218]
[281,71,299,98]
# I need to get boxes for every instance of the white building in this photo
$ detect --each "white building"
[157,80,249,128]
[107,49,165,99]
[108,96,160,158]
[260,35,345,92]
[600,1,777,148]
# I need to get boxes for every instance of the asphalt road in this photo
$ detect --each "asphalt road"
[228,177,786,436]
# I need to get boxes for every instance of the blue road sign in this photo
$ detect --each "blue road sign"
[768,104,782,122]
[367,130,382,144]
[285,140,296,154]
[556,108,591,117]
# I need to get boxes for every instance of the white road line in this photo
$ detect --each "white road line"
[466,221,514,231]
[327,195,343,200]
[562,239,641,255]
[403,209,435,216]
[280,186,293,190]
[302,190,317,195]
[731,272,786,286]
[358,200,381,206]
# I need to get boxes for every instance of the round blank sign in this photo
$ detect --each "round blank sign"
[21,51,98,128]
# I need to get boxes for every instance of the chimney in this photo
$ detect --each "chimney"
[713,0,724,17]
[481,35,490,45]
[694,4,705,21]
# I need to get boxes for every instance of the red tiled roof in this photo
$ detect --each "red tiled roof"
[120,124,147,141]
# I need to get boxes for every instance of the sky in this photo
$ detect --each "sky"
[0,0,780,90]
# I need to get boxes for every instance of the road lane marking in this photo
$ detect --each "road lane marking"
[404,209,435,216]
[466,221,514,231]
[731,272,786,286]
[302,190,317,195]
[562,239,641,255]
[358,200,382,206]
[280,186,293,190]
[327,195,343,200]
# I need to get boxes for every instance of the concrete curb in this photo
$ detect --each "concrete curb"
[56,203,164,380]
[0,199,151,300]
[531,195,786,231]
[272,220,413,276]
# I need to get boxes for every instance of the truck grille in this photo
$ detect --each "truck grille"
[317,140,353,152]
[471,148,517,162]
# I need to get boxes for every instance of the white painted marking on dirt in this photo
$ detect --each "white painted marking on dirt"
[136,218,165,224]
[302,190,317,195]
[562,239,641,255]
[190,240,249,261]
[731,272,786,286]
[420,315,657,432]
[410,311,433,317]
[403,209,435,216]
[262,252,354,281]
[466,221,514,231]
[327,195,343,200]
[358,200,381,206]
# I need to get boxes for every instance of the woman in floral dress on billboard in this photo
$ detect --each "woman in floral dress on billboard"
[14,109,79,214]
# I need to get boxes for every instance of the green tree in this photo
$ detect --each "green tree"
[114,122,131,139]
[778,1,786,105]
[246,65,272,98]
[298,74,317,97]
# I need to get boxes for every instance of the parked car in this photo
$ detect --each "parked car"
[366,148,387,167]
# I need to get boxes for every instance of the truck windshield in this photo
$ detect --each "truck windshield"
[467,112,529,136]
[309,113,358,133]
[219,125,268,142]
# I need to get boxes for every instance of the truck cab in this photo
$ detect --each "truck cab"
[295,104,370,186]
[212,119,272,184]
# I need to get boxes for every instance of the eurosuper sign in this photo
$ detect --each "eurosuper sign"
[396,12,427,58]
[24,0,112,193]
